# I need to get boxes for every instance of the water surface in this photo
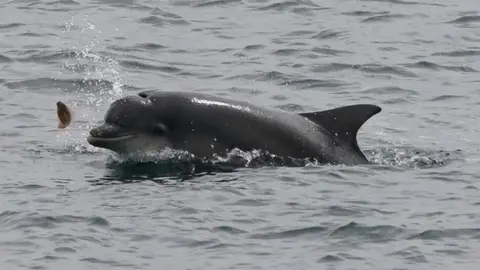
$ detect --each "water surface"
[0,0,479,269]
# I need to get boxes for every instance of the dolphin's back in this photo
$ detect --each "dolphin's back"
[141,91,381,165]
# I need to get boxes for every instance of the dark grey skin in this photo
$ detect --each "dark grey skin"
[87,90,381,165]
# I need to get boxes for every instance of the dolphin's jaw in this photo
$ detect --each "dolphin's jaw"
[87,132,137,153]
[87,134,135,147]
[87,130,172,154]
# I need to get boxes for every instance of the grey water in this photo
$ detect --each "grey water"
[0,0,479,269]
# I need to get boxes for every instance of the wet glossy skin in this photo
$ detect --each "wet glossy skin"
[87,91,381,165]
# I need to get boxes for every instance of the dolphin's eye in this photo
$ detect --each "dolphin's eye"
[153,123,168,136]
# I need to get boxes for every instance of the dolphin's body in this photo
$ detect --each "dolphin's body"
[87,90,381,165]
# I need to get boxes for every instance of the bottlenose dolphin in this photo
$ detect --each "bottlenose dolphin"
[87,90,381,165]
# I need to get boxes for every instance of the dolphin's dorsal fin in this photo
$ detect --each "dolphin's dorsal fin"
[299,104,381,149]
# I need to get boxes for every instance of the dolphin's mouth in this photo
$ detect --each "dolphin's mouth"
[87,122,136,148]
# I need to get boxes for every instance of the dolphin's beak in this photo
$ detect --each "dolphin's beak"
[87,122,135,148]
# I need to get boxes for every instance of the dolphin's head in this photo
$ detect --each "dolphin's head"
[87,93,173,154]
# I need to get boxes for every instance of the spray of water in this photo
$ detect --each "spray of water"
[58,15,125,153]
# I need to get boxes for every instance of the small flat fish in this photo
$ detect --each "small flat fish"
[56,101,72,129]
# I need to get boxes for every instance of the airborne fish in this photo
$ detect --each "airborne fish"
[56,101,72,129]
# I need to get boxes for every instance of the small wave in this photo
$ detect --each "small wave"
[150,7,183,19]
[227,70,349,89]
[343,11,389,17]
[15,49,117,67]
[54,247,77,253]
[0,54,12,62]
[19,32,56,37]
[79,257,137,268]
[44,0,81,10]
[0,23,24,30]
[330,222,407,242]
[362,14,408,23]
[138,16,165,27]
[226,70,292,82]
[243,44,265,51]
[254,0,321,12]
[107,43,167,53]
[408,228,480,240]
[225,86,263,96]
[17,184,47,190]
[18,0,84,12]
[429,95,467,101]
[447,16,480,24]
[4,77,104,91]
[360,86,418,95]
[118,60,182,73]
[212,225,247,235]
[95,0,136,7]
[272,48,301,56]
[317,254,344,262]
[0,131,21,137]
[311,63,360,73]
[5,113,38,121]
[402,61,478,73]
[282,78,349,89]
[311,30,344,40]
[311,47,353,56]
[359,0,442,6]
[3,77,139,93]
[46,0,80,5]
[387,246,428,263]
[283,30,316,37]
[350,63,417,78]
[194,0,242,7]
[138,10,189,26]
[0,211,109,230]
[275,103,307,112]
[415,170,472,184]
[432,50,480,57]
[323,205,365,217]
[34,255,66,262]
[16,50,78,63]
[250,226,329,240]
[135,43,167,50]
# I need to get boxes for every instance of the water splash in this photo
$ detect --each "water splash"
[57,14,126,147]
[61,14,124,113]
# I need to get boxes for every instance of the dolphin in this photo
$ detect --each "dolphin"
[87,90,381,165]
